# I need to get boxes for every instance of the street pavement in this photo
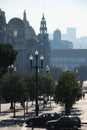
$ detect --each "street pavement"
[0,94,87,130]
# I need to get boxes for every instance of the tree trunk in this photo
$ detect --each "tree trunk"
[0,102,1,113]
[10,101,13,109]
[65,103,70,115]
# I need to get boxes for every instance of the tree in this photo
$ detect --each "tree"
[0,43,17,77]
[27,74,55,106]
[26,76,35,104]
[39,74,55,97]
[1,72,30,117]
[54,71,82,115]
[1,72,29,103]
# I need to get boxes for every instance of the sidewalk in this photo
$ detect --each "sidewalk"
[0,102,35,126]
[73,93,87,123]
[0,94,87,125]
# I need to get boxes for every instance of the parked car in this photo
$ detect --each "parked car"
[26,112,61,127]
[46,115,81,130]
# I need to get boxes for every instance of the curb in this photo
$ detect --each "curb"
[82,122,87,124]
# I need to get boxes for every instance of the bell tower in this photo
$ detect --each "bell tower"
[38,13,48,41]
[40,13,47,34]
[38,14,50,70]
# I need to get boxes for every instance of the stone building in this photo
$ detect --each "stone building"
[50,49,87,71]
[1,9,87,80]
[0,9,50,74]
[0,9,6,43]
[50,29,73,49]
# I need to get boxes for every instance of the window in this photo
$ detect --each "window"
[13,30,18,37]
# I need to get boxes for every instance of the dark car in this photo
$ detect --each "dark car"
[26,112,61,127]
[46,115,81,130]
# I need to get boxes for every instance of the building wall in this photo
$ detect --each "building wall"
[1,10,50,74]
[61,27,79,49]
[50,49,87,71]
[51,29,73,49]
[0,9,6,43]
[1,9,87,76]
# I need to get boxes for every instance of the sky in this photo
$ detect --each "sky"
[0,0,87,38]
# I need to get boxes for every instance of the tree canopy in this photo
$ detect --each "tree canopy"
[54,71,82,115]
[0,43,17,77]
[39,74,55,97]
[27,74,55,102]
[1,72,31,103]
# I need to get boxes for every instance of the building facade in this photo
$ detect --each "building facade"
[50,29,73,49]
[1,9,87,78]
[0,9,6,43]
[50,49,87,71]
[61,27,78,49]
[0,9,50,74]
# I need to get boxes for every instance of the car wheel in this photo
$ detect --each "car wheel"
[29,121,34,127]
[47,125,56,130]
[73,125,78,130]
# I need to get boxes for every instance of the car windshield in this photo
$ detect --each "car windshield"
[39,113,56,118]
[39,114,46,117]
[70,117,78,122]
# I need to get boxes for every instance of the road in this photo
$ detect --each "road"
[0,94,87,130]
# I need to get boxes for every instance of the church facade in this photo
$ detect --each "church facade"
[1,9,87,80]
[0,9,50,74]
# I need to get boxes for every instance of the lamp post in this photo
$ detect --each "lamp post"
[29,50,44,116]
[13,66,16,118]
[8,64,15,109]
[46,65,51,107]
[8,64,16,118]
[46,65,50,74]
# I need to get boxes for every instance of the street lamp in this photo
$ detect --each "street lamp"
[46,65,51,107]
[29,50,44,116]
[46,65,50,74]
[8,64,16,118]
[8,64,15,109]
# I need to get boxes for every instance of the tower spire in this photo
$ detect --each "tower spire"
[40,13,47,34]
[23,10,29,26]
[23,10,26,21]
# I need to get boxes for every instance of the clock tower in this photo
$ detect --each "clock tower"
[38,14,50,70]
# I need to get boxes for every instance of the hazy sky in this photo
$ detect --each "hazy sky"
[0,0,87,38]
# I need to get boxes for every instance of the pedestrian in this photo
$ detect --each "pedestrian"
[31,127,34,130]
[82,92,85,99]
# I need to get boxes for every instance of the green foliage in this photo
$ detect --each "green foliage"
[54,71,82,115]
[27,74,55,101]
[1,73,30,102]
[0,78,4,99]
[0,72,55,103]
[38,74,55,97]
[0,43,17,77]
[20,75,35,102]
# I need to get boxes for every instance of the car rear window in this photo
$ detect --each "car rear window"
[70,117,79,122]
